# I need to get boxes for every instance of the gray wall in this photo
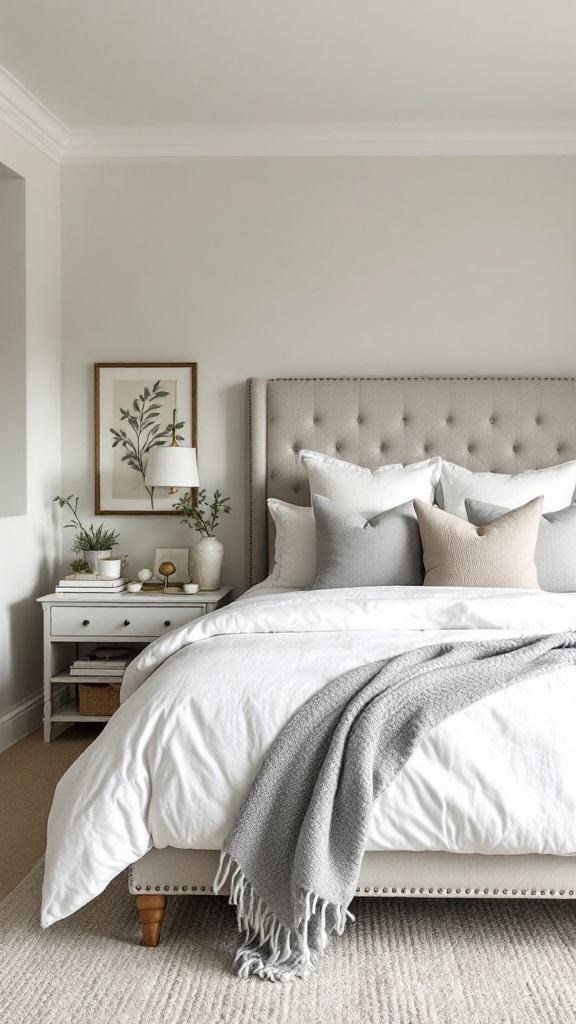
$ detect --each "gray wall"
[61,157,576,593]
[0,125,61,750]
[0,174,26,517]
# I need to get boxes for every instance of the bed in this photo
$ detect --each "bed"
[42,376,576,954]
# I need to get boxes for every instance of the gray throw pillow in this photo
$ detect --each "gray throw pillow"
[311,495,424,589]
[465,498,576,592]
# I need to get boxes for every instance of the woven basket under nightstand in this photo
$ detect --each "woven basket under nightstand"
[78,683,121,717]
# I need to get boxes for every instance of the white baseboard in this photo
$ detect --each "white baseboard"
[0,690,43,754]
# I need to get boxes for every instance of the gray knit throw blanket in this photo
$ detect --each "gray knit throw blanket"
[214,633,576,981]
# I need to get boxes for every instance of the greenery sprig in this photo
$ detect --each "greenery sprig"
[173,489,231,538]
[53,495,120,552]
[110,382,185,508]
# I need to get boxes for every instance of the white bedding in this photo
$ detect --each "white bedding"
[42,586,576,928]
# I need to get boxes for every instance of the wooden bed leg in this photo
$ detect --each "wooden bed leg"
[136,894,167,947]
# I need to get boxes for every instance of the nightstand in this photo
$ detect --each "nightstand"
[37,587,233,741]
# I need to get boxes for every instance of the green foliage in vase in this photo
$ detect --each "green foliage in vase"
[173,488,231,538]
[53,495,121,552]
[110,381,185,509]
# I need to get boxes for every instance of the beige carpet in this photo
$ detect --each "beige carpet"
[0,726,100,900]
[1,861,576,1024]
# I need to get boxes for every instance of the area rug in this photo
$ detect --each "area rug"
[1,860,576,1024]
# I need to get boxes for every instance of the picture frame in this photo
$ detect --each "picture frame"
[153,547,192,585]
[95,363,197,515]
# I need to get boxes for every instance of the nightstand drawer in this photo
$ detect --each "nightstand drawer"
[50,605,203,638]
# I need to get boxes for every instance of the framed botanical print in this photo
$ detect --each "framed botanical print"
[95,363,197,515]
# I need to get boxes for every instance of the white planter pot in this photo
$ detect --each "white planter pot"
[193,536,223,591]
[83,550,111,573]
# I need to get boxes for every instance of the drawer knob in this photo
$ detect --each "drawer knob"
[82,619,90,626]
[164,620,171,627]
[123,619,130,626]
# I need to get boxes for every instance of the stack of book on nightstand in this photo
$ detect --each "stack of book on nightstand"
[55,575,127,594]
[69,646,136,680]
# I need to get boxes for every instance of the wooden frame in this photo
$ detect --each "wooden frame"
[94,362,197,515]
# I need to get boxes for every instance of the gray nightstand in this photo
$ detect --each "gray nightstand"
[37,587,233,741]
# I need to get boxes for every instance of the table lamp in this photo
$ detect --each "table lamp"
[144,446,199,495]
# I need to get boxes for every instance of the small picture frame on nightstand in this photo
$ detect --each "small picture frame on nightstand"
[153,547,191,586]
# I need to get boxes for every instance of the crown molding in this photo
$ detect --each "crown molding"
[1,60,576,164]
[0,64,68,162]
[63,121,576,161]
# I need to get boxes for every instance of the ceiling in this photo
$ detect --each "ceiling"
[0,0,576,130]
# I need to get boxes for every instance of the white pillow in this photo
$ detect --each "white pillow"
[439,460,576,518]
[300,451,442,518]
[267,498,316,588]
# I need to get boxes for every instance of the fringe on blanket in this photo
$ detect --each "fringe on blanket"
[214,852,354,982]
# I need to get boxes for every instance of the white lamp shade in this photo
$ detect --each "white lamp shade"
[144,446,199,489]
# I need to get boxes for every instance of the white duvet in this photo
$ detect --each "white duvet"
[42,586,576,927]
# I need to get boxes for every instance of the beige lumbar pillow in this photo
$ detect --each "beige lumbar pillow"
[413,496,543,589]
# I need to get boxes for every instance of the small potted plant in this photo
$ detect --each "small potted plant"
[173,489,231,590]
[69,557,92,574]
[54,495,121,574]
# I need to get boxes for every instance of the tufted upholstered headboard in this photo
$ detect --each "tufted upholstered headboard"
[247,377,576,586]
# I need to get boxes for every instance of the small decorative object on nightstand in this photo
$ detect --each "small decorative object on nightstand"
[193,536,224,591]
[158,560,179,594]
[174,489,231,591]
[37,587,233,742]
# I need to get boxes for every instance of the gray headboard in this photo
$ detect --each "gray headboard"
[247,376,576,586]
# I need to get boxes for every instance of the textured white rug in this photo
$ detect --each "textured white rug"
[1,860,576,1023]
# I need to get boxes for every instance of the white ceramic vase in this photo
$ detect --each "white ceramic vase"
[83,549,111,573]
[193,536,223,591]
